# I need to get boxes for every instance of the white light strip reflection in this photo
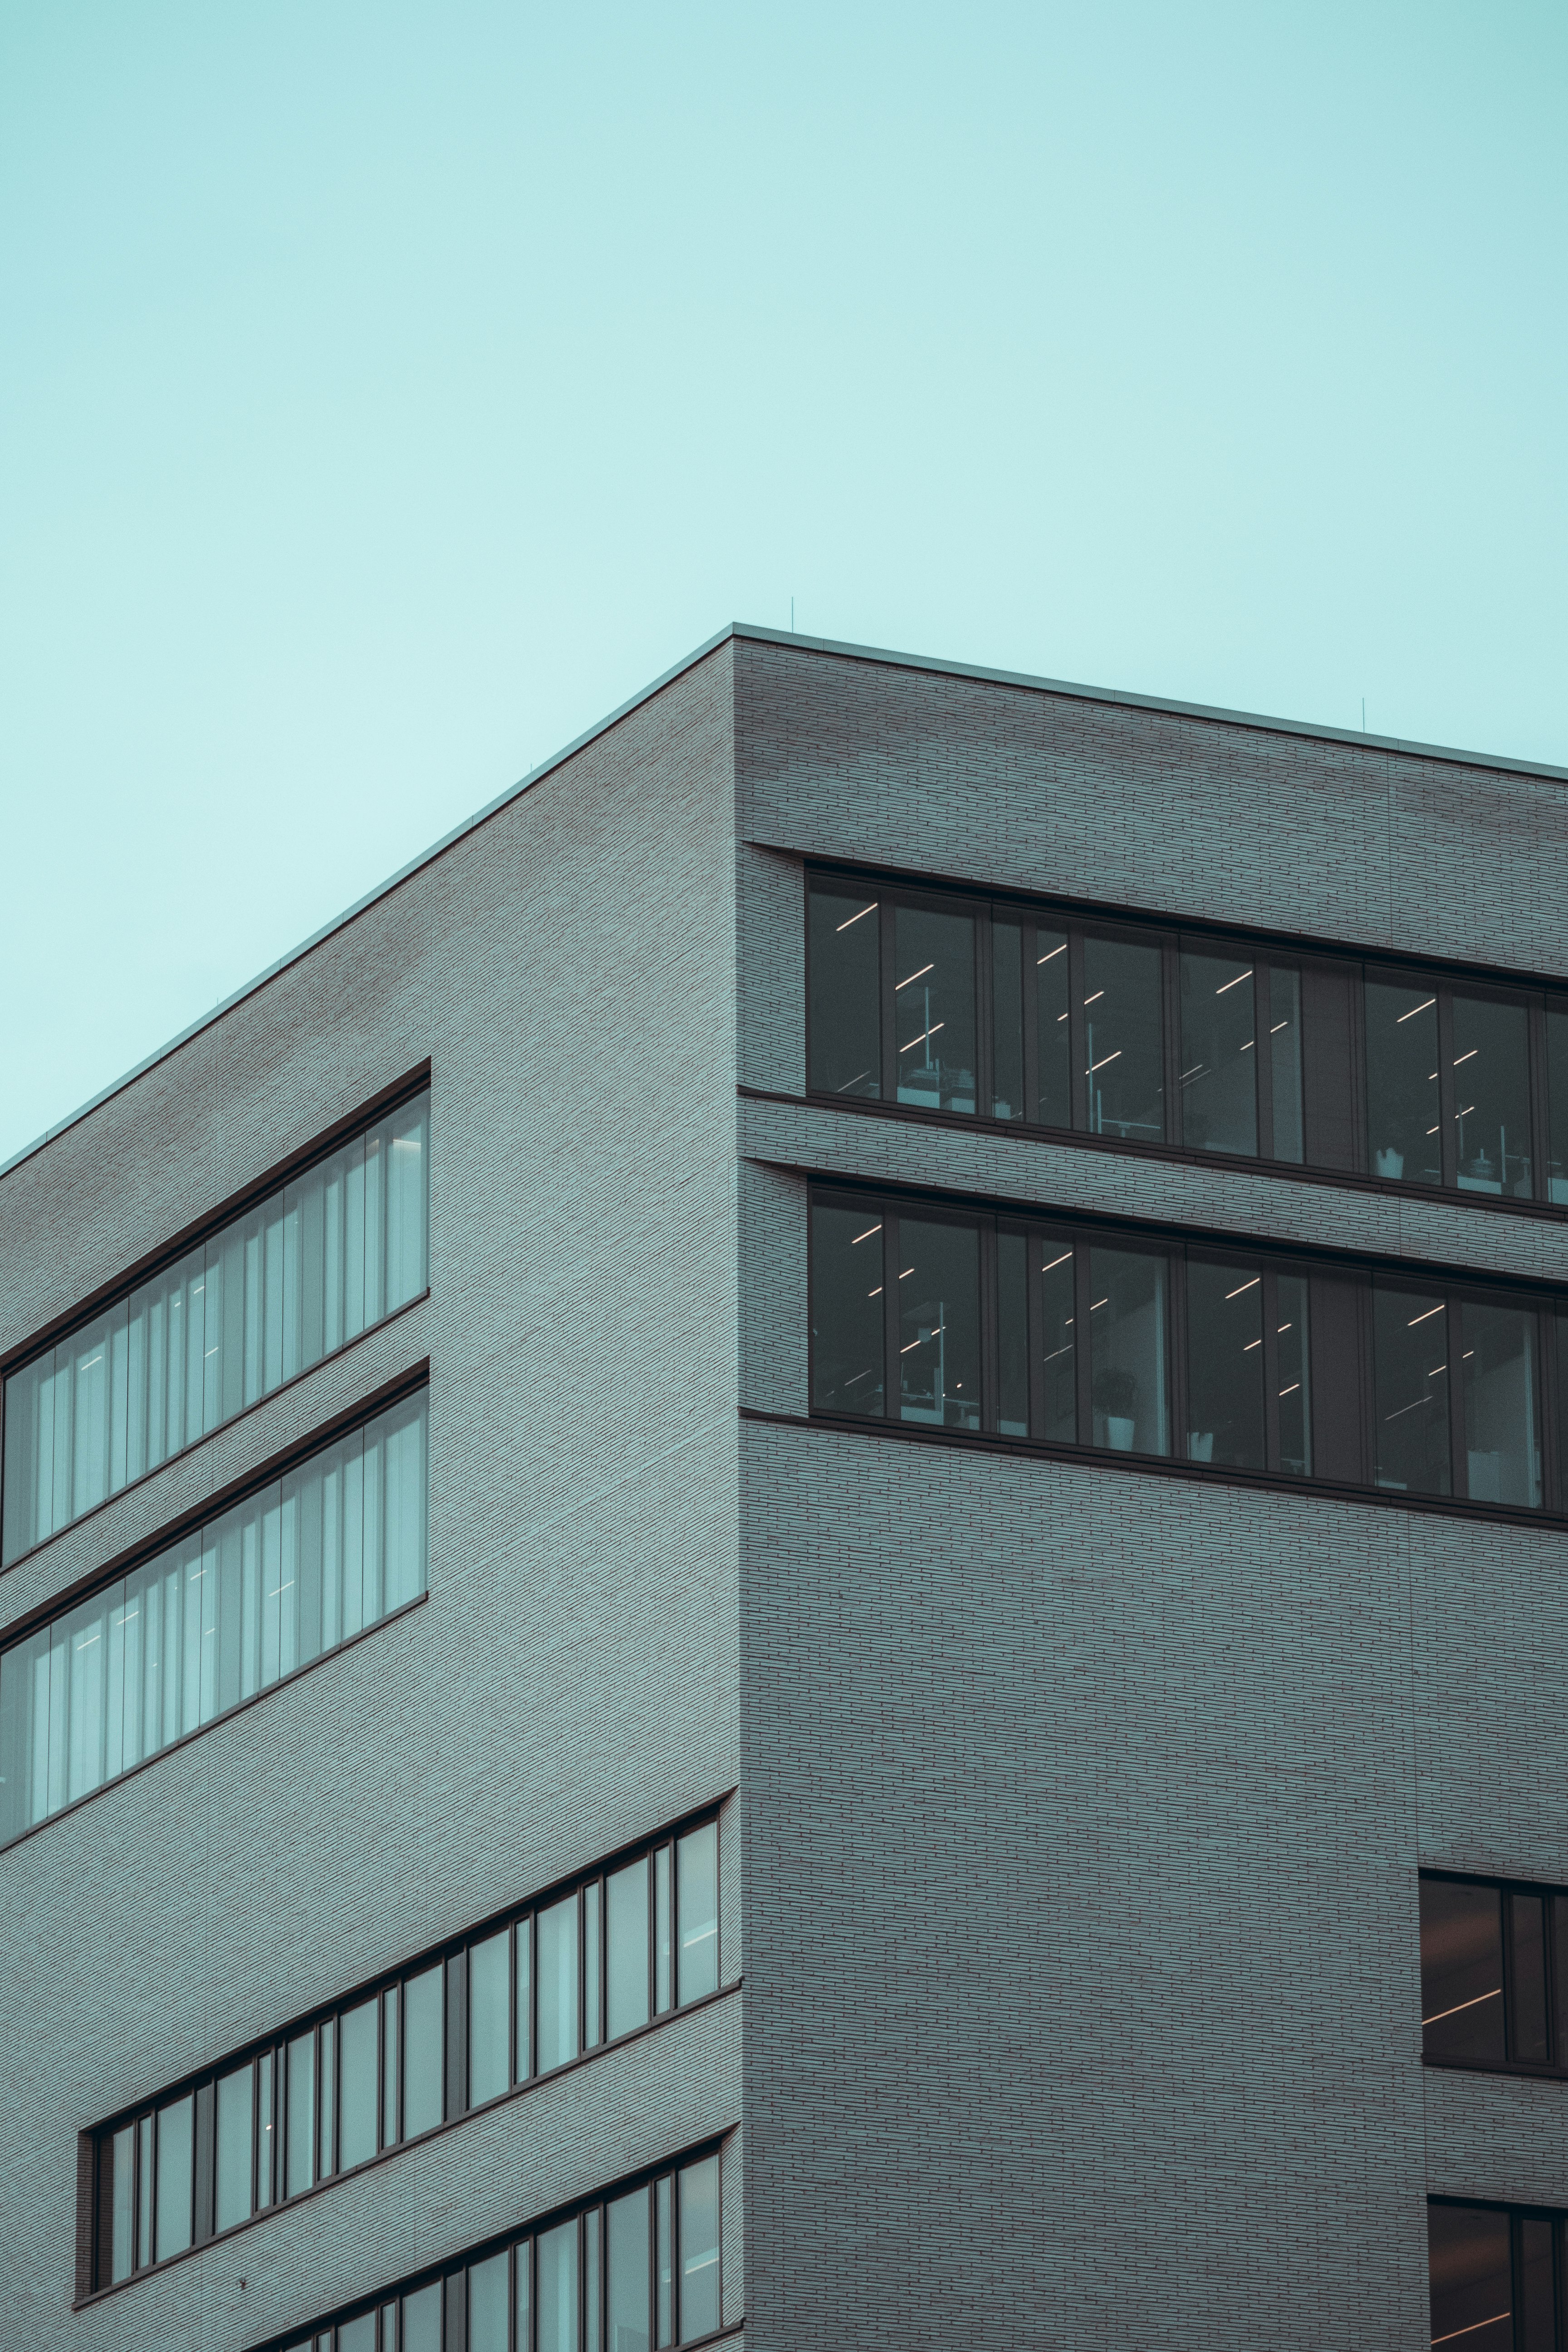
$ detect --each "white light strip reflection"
[1431,2311,1512,2344]
[1396,997,1437,1022]
[852,1224,882,1245]
[1088,1050,1121,1074]
[835,902,876,932]
[895,963,935,990]
[1408,1304,1445,1326]
[1037,943,1067,964]
[1041,1252,1073,1274]
[1215,969,1253,994]
[1422,1987,1502,2027]
[901,1022,945,1053]
[1225,1278,1261,1298]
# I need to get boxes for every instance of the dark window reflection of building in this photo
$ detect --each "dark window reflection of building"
[1180,952,1257,1157]
[1420,1880,1504,2064]
[1452,994,1533,1197]
[1365,981,1441,1185]
[1426,2204,1514,2352]
[897,1219,981,1432]
[1082,936,1164,1144]
[1372,1287,1451,1495]
[807,886,881,1099]
[894,906,976,1115]
[1184,1261,1264,1470]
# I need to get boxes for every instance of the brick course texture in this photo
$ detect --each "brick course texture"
[1,627,1566,2351]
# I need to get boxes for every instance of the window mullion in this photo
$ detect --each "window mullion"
[1448,1294,1469,1501]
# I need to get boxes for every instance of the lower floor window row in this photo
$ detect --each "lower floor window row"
[1430,2199,1568,2350]
[95,1816,720,2287]
[1422,1872,1568,2077]
[809,1189,1568,1513]
[262,2148,725,2352]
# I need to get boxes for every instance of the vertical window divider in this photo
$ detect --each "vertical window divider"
[1255,965,1277,1163]
[877,897,896,1103]
[1447,1293,1470,1501]
[882,1211,901,1422]
[1260,1267,1284,1475]
[446,1951,466,2122]
[1072,1236,1093,1443]
[1021,922,1042,1126]
[1161,940,1182,1150]
[1067,932,1089,1133]
[1436,990,1460,1191]
[194,2079,215,2246]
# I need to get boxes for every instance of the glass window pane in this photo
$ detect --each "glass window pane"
[318,2018,335,2179]
[894,904,976,1113]
[401,2279,442,2352]
[537,1894,579,2072]
[608,1857,651,2039]
[381,1986,399,2146]
[992,920,1024,1119]
[110,2123,136,2281]
[655,1849,672,2015]
[255,2053,274,2209]
[897,1218,981,1432]
[137,2114,153,2263]
[656,2176,673,2347]
[1365,980,1441,1185]
[537,2218,580,2352]
[678,2155,721,2341]
[809,1204,885,1417]
[469,2249,510,2352]
[1268,967,1304,1162]
[1180,951,1257,1156]
[1548,1005,1568,1205]
[677,1821,720,2003]
[338,2315,376,2352]
[1373,1287,1451,1495]
[516,2239,532,2347]
[1082,935,1164,1142]
[1276,1275,1311,1478]
[584,1879,603,2048]
[215,2063,254,2234]
[515,1921,533,2081]
[609,2185,652,2352]
[1088,1248,1168,1456]
[1426,2202,1513,2352]
[1519,2215,1554,2352]
[155,2093,194,2260]
[1039,1245,1076,1445]
[1453,994,1533,1197]
[339,1997,378,2171]
[402,1963,444,2137]
[1510,1892,1550,2065]
[1035,930,1070,1127]
[470,1927,511,2104]
[997,1232,1029,1437]
[1184,1261,1264,1470]
[807,885,880,1099]
[1462,1302,1541,1508]
[286,2030,316,2197]
[1420,1879,1504,2063]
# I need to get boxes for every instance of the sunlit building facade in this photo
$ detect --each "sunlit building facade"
[2,625,1567,2349]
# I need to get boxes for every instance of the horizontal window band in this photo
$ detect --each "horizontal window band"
[741,1407,1568,1538]
[1422,2053,1568,2084]
[0,1063,432,1384]
[73,1985,742,2308]
[745,1082,1568,1230]
[0,1353,431,1645]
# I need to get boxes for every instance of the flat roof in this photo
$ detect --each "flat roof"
[5,621,1565,1184]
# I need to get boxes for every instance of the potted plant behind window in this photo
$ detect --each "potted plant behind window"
[1092,1366,1139,1451]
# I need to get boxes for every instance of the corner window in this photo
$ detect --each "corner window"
[1429,2200,1560,2349]
[1421,1873,1566,2075]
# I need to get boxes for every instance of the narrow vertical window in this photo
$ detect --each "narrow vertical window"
[807,885,881,1100]
[1035,930,1071,1127]
[338,1997,378,2171]
[401,2278,442,2352]
[1510,1892,1551,2064]
[1082,935,1164,1142]
[585,2206,602,2349]
[1373,1287,1451,1495]
[678,2154,721,2340]
[215,2063,254,2234]
[894,904,976,1113]
[536,1894,579,2073]
[515,2239,532,2349]
[992,919,1024,1119]
[537,2217,580,2352]
[996,1231,1029,1437]
[897,1218,981,1432]
[584,1879,603,2048]
[1180,951,1257,1156]
[402,1963,444,2138]
[1547,1004,1568,1204]
[656,2175,674,2348]
[318,2017,336,2179]
[514,1920,533,2082]
[136,2113,153,2262]
[1520,2216,1555,2346]
[809,1205,885,1417]
[1088,1248,1169,1456]
[1426,2203,1513,2352]
[285,2031,316,2197]
[1420,1879,1504,2064]
[608,2184,652,2352]
[1452,993,1533,1197]
[380,1986,399,2147]
[155,2093,194,2259]
[1364,981,1440,1185]
[677,1822,720,2003]
[1461,1302,1541,1508]
[1039,1246,1076,1446]
[255,2053,274,2208]
[469,2248,510,2352]
[1266,966,1304,1162]
[109,2123,136,2281]
[654,1848,673,2015]
[469,1927,511,2105]
[1184,1262,1264,1470]
[608,1856,652,2040]
[1275,1274,1311,1477]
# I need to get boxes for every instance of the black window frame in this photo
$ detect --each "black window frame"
[1421,1869,1568,2084]
[1427,2195,1568,2351]
[802,862,1568,1218]
[806,1179,1568,1527]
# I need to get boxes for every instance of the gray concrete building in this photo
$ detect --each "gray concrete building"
[3,623,1568,2352]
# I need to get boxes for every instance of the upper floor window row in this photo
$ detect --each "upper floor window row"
[1429,2199,1564,2351]
[255,2144,725,2352]
[1421,1872,1568,2080]
[0,1385,427,1850]
[806,873,1568,1210]
[91,1810,720,2293]
[810,1187,1568,1520]
[1,1087,430,1567]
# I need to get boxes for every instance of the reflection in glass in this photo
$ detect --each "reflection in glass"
[1184,1262,1264,1470]
[895,905,976,1112]
[155,2093,193,2259]
[1269,968,1304,1162]
[1511,1893,1550,2064]
[677,1821,720,2002]
[679,2154,721,2340]
[898,1220,982,1431]
[110,2124,134,2281]
[993,920,1024,1119]
[1548,1007,1568,1204]
[1180,952,1257,1156]
[654,1847,672,2015]
[997,1232,1029,1436]
[402,1963,444,2137]
[809,1204,884,1417]
[1453,994,1533,1196]
[1420,1879,1504,2063]
[1040,1247,1076,1445]
[807,885,880,1099]
[381,1987,399,2147]
[470,2249,510,2352]
[1521,2216,1554,2351]
[537,2218,580,2352]
[1462,1302,1540,1507]
[338,2313,375,2352]
[584,1879,602,2048]
[609,2185,652,2352]
[1426,2202,1513,2352]
[1082,935,1164,1142]
[1088,1249,1168,1455]
[401,2280,442,2352]
[470,1926,510,2103]
[1035,930,1071,1127]
[286,2031,315,2197]
[338,1998,377,2171]
[1373,1287,1450,1495]
[255,2054,274,2208]
[537,1895,579,2073]
[608,1857,651,2039]
[657,2174,674,2348]
[1365,981,1440,1184]
[1276,1275,1311,1477]
[215,2063,253,2234]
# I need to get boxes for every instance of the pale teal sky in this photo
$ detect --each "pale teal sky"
[2,2,1564,1166]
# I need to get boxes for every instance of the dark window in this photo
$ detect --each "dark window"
[1185,1259,1265,1471]
[1462,1301,1541,1508]
[894,903,976,1113]
[1453,992,1534,1197]
[1180,949,1257,1157]
[1428,2203,1514,2352]
[1088,1246,1169,1457]
[1421,1872,1568,2076]
[1548,1005,1568,1205]
[1083,933,1164,1143]
[808,1203,885,1417]
[897,1217,982,1432]
[1035,928,1071,1127]
[806,882,880,1100]
[1373,1285,1451,1496]
[90,1815,722,2290]
[1365,979,1441,1186]
[1268,967,1305,1164]
[992,919,1025,1121]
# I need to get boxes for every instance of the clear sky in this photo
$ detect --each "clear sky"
[1,1,1564,1167]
